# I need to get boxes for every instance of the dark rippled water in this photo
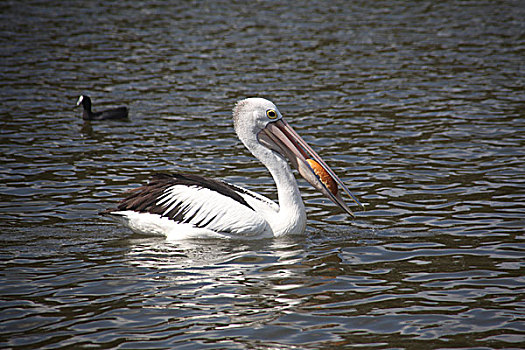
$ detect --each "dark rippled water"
[1,0,524,348]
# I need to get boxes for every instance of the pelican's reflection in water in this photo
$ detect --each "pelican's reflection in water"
[124,237,310,314]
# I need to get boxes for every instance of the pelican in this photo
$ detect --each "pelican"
[103,98,363,239]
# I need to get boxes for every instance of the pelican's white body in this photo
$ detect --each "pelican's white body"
[110,179,306,239]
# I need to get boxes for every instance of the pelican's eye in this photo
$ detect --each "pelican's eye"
[266,109,278,119]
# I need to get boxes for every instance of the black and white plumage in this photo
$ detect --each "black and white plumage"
[76,95,129,120]
[105,173,277,238]
[103,98,363,239]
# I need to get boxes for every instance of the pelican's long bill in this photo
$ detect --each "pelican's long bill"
[257,119,364,216]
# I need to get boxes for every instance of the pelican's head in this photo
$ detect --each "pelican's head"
[233,98,364,216]
[233,98,282,139]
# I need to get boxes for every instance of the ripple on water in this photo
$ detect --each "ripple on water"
[1,0,524,348]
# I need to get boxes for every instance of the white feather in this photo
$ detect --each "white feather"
[112,185,274,239]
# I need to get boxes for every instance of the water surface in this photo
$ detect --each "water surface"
[1,0,524,348]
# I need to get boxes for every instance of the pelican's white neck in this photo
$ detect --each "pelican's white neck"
[232,98,308,236]
[248,140,307,236]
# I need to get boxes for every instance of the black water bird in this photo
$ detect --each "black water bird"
[76,95,129,120]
